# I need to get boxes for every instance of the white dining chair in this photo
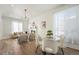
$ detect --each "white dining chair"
[42,37,59,55]
[58,35,65,54]
[54,35,65,55]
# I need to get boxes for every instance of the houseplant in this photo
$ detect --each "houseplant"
[46,30,53,38]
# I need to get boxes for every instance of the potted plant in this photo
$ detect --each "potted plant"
[46,30,53,38]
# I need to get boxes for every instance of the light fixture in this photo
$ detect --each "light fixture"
[24,9,27,20]
[24,8,29,31]
[10,4,14,8]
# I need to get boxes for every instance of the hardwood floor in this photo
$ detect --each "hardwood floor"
[0,39,37,55]
[63,47,79,55]
[0,39,79,55]
[0,39,23,55]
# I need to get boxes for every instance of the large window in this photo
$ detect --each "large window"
[53,12,64,37]
[53,5,79,42]
[12,21,23,32]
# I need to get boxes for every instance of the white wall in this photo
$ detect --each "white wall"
[1,16,27,38]
[29,11,53,38]
[0,13,2,39]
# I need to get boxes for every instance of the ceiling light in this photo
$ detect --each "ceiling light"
[10,4,14,7]
[24,9,27,19]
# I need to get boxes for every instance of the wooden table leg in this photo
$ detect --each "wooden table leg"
[35,45,40,54]
[42,51,46,55]
[61,48,64,55]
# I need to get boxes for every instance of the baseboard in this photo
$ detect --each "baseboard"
[65,42,79,51]
[66,47,79,51]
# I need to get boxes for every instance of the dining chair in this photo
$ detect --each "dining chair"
[54,35,65,55]
[42,37,59,55]
[58,35,65,55]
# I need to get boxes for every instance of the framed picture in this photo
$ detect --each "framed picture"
[42,21,46,28]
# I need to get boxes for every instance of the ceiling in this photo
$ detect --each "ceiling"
[0,4,62,19]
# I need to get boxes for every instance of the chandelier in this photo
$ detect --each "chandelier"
[24,8,29,31]
[24,9,27,20]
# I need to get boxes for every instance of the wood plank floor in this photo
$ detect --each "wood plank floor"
[0,39,79,55]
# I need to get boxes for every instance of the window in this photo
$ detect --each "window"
[53,6,79,41]
[12,21,23,32]
[53,12,64,37]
